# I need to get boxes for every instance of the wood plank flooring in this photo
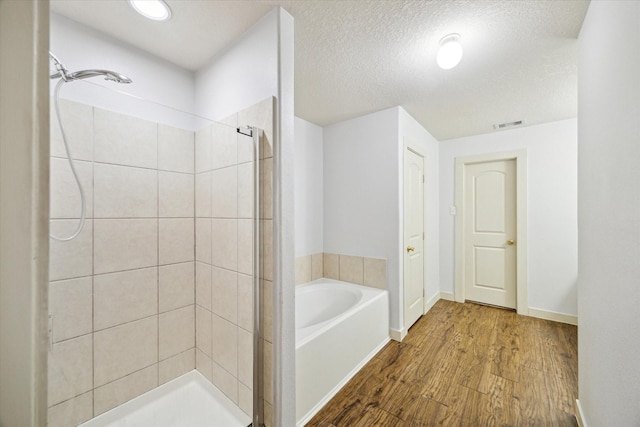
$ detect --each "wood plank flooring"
[306,300,578,426]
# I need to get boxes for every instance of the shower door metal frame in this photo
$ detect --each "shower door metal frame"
[239,125,264,427]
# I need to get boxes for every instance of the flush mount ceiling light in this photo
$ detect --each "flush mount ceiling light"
[128,0,172,21]
[436,33,463,70]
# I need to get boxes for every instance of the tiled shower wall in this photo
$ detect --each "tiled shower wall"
[194,97,275,426]
[47,100,196,426]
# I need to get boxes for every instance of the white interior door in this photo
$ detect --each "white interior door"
[404,148,424,330]
[464,159,517,308]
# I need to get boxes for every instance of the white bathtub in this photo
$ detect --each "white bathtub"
[295,279,390,426]
[79,370,250,427]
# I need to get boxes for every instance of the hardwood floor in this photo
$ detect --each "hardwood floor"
[306,300,578,426]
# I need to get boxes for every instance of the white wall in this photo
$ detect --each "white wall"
[399,109,440,306]
[50,13,197,129]
[195,11,278,122]
[294,117,324,257]
[577,1,640,425]
[323,107,400,328]
[439,119,578,316]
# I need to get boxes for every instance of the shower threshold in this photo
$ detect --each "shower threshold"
[79,370,250,427]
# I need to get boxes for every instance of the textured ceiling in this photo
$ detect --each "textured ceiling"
[50,0,590,140]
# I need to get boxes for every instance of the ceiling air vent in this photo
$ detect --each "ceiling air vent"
[494,120,525,130]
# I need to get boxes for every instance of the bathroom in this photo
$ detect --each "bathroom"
[2,1,639,426]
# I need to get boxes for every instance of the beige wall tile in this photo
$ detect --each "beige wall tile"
[94,108,157,169]
[238,382,252,418]
[94,219,157,274]
[237,273,253,332]
[236,133,253,169]
[158,124,194,174]
[211,122,237,170]
[195,218,212,263]
[195,306,212,358]
[211,360,238,403]
[211,314,237,376]
[263,280,273,343]
[195,172,212,218]
[94,267,157,331]
[159,171,194,218]
[94,316,158,387]
[295,255,311,285]
[263,339,273,404]
[195,125,212,173]
[159,306,195,360]
[340,254,364,285]
[211,267,237,324]
[237,219,253,276]
[311,253,324,280]
[195,262,212,311]
[47,391,93,427]
[93,163,157,218]
[212,219,238,271]
[264,401,274,427]
[49,219,93,281]
[237,162,254,219]
[195,349,213,383]
[218,113,238,128]
[49,277,92,343]
[211,166,237,218]
[364,257,387,289]
[159,262,194,313]
[159,218,194,265]
[237,328,252,387]
[261,220,273,281]
[50,158,93,219]
[260,157,273,219]
[94,365,157,416]
[264,307,273,345]
[159,348,195,385]
[48,334,93,406]
[238,97,274,160]
[323,253,339,280]
[50,99,93,161]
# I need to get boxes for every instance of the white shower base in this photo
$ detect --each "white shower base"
[79,370,250,427]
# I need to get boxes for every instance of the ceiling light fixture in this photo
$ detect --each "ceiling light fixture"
[128,0,172,21]
[437,33,463,70]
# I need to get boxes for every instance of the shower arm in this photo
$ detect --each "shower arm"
[49,51,70,81]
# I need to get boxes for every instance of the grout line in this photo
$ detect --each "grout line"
[90,104,96,417]
[156,122,160,386]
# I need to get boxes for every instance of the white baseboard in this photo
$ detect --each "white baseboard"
[423,292,440,314]
[575,399,587,427]
[528,307,578,325]
[439,291,455,301]
[389,327,407,342]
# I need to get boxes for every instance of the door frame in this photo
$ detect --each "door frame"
[454,150,528,315]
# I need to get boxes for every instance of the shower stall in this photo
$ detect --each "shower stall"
[46,55,274,427]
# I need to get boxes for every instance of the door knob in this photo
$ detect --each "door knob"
[407,246,415,252]
[507,240,515,245]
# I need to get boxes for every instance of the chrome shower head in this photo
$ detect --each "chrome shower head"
[68,69,133,84]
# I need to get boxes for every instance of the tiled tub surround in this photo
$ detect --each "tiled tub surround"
[295,253,387,290]
[194,98,276,427]
[48,100,197,426]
